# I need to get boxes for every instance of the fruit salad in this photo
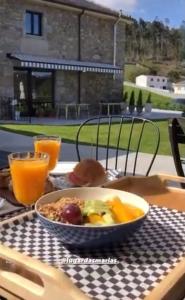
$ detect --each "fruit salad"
[38,196,144,226]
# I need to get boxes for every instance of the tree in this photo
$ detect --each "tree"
[129,91,135,114]
[124,17,184,64]
[137,90,143,106]
[180,20,185,61]
[129,91,135,106]
[146,93,152,103]
[164,18,170,27]
[123,91,128,102]
[167,70,180,82]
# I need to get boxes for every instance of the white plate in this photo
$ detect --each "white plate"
[49,161,77,176]
[0,198,5,209]
[0,198,23,216]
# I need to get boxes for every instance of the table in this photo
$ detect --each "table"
[56,103,90,119]
[77,103,90,118]
[1,173,185,300]
[50,161,77,175]
[99,102,122,116]
[56,103,78,119]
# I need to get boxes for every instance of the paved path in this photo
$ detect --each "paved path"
[0,108,182,126]
[0,130,177,176]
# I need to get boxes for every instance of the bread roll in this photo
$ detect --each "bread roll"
[68,159,106,186]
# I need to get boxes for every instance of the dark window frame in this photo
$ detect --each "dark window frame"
[25,10,42,36]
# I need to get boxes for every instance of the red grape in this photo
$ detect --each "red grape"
[61,204,83,225]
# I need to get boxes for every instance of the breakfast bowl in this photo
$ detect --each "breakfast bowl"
[35,187,149,248]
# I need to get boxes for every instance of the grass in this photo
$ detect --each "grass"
[124,61,184,81]
[0,120,173,156]
[123,84,182,111]
[124,64,149,82]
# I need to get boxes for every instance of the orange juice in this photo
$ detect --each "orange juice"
[9,154,48,205]
[34,139,61,170]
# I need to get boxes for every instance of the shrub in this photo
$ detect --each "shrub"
[129,90,135,106]
[137,90,143,106]
[167,70,180,82]
[123,91,128,102]
[146,93,152,104]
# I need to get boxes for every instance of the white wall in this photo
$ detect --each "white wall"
[174,86,185,95]
[136,75,169,90]
[135,75,147,87]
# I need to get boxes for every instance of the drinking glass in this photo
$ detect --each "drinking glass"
[33,135,61,171]
[8,152,49,206]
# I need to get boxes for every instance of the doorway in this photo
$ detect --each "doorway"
[14,69,54,116]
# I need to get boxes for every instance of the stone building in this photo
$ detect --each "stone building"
[0,0,128,118]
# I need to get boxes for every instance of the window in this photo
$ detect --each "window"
[157,78,160,82]
[150,78,153,81]
[25,11,42,36]
[31,71,53,101]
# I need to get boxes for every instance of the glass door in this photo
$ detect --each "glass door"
[14,69,54,117]
[31,71,53,116]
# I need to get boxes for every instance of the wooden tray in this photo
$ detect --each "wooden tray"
[103,173,185,212]
[103,174,185,300]
[0,174,185,300]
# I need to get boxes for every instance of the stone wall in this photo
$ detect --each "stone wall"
[55,71,78,103]
[0,0,124,106]
[81,15,114,64]
[81,72,123,106]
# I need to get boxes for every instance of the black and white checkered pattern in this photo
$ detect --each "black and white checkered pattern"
[1,205,185,300]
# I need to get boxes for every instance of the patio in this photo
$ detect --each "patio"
[0,107,182,125]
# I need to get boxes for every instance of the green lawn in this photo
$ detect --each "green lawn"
[124,64,149,82]
[0,120,172,156]
[123,84,178,110]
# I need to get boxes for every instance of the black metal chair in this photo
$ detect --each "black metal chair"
[76,116,160,176]
[168,118,185,177]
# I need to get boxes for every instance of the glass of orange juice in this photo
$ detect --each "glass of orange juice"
[8,152,49,206]
[33,135,61,171]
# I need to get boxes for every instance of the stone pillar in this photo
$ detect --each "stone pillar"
[55,70,78,104]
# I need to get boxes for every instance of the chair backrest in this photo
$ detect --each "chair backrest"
[76,116,160,176]
[168,118,185,177]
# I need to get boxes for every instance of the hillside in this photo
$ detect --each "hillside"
[124,19,185,82]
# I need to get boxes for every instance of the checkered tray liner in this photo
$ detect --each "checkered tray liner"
[1,205,185,300]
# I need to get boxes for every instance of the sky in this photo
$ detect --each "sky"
[92,0,185,28]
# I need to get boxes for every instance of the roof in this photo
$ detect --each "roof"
[173,80,185,86]
[8,53,123,74]
[136,74,168,78]
[43,0,131,19]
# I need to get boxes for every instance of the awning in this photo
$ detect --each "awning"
[8,53,122,74]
